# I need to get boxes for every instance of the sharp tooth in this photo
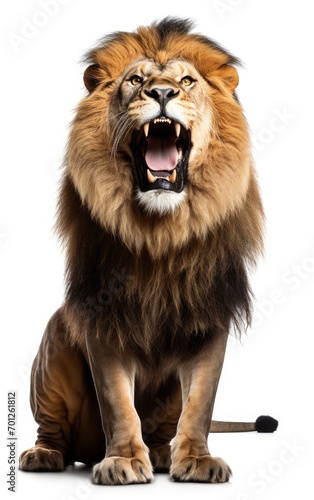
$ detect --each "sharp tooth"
[143,122,150,137]
[177,148,183,160]
[147,169,157,183]
[169,169,177,183]
[175,122,181,137]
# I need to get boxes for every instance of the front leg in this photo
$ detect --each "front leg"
[170,332,232,483]
[86,337,153,485]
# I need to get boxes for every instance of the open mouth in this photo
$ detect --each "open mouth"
[132,117,191,193]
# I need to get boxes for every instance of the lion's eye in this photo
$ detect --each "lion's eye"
[129,75,143,86]
[181,76,195,87]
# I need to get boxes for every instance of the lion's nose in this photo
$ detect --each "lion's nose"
[145,87,179,111]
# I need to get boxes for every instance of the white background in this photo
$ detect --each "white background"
[1,0,313,499]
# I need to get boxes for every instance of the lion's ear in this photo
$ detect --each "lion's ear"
[83,64,101,92]
[218,65,239,92]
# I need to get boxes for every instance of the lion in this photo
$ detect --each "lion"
[19,18,277,485]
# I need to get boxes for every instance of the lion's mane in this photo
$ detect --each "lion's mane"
[57,18,264,367]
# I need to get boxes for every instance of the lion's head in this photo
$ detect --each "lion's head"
[65,18,261,255]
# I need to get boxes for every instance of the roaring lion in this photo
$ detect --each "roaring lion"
[19,18,277,484]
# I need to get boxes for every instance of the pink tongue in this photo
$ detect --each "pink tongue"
[145,135,178,171]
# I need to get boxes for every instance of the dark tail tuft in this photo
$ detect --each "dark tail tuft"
[255,415,279,433]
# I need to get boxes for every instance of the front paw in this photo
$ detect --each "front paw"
[170,455,232,483]
[93,456,153,485]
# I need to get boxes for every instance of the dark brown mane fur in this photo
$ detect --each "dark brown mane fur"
[58,177,263,367]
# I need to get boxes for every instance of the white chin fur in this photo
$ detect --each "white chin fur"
[136,189,186,216]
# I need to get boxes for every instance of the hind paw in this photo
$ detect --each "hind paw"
[19,446,64,472]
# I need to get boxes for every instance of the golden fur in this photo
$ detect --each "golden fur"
[19,18,264,484]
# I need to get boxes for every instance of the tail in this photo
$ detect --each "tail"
[210,415,278,433]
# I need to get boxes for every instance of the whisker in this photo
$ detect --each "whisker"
[110,111,129,141]
[108,109,129,123]
[110,113,134,164]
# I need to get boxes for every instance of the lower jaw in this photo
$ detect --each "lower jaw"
[135,188,186,216]
[134,165,186,194]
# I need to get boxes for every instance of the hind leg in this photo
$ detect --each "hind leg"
[19,308,104,472]
[138,377,182,473]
